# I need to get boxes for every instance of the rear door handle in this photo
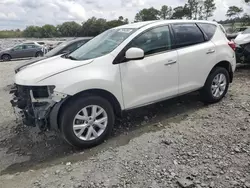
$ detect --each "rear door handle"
[206,49,215,54]
[165,60,177,66]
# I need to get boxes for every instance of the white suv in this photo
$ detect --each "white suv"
[11,20,236,148]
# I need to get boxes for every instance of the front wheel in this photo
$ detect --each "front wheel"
[200,67,230,104]
[59,95,115,148]
[1,54,11,61]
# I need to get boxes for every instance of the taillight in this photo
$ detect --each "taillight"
[228,41,236,51]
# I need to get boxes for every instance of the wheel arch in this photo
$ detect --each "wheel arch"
[51,89,123,130]
[1,53,12,59]
[210,61,233,83]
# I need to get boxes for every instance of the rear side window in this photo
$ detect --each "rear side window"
[198,23,217,40]
[25,45,36,49]
[172,23,205,48]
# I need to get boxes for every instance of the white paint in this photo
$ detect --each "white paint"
[15,20,236,111]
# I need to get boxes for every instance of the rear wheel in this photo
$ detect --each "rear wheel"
[59,95,115,148]
[1,54,11,61]
[200,67,230,104]
[35,51,43,57]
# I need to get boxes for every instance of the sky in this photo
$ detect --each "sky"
[0,0,249,30]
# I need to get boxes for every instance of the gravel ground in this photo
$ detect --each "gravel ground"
[0,59,250,188]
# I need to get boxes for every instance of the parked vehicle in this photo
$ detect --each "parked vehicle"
[15,37,92,73]
[235,28,250,64]
[23,41,48,54]
[11,20,236,148]
[0,44,43,61]
[227,27,248,40]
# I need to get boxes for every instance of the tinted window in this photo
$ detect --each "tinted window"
[64,43,78,52]
[13,45,24,50]
[129,25,172,55]
[24,45,36,49]
[64,40,88,52]
[172,23,205,48]
[198,23,217,40]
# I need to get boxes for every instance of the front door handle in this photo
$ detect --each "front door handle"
[165,60,177,66]
[206,49,215,54]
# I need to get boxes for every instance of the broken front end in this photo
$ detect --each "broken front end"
[10,85,67,131]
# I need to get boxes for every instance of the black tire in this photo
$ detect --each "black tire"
[59,95,115,148]
[35,51,43,57]
[200,67,230,104]
[1,54,11,61]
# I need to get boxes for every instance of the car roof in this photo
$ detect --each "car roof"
[116,20,218,29]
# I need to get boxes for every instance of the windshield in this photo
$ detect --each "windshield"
[243,28,250,34]
[69,28,136,61]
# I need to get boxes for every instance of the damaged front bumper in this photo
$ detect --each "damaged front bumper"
[10,84,67,131]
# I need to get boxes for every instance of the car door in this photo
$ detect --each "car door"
[10,45,25,59]
[22,44,36,57]
[119,25,179,109]
[171,23,217,94]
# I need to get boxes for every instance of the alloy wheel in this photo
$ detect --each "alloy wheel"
[72,105,108,141]
[211,73,227,98]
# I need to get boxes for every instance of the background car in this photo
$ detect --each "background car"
[227,27,249,40]
[23,41,48,53]
[0,43,43,61]
[15,37,93,73]
[45,37,92,56]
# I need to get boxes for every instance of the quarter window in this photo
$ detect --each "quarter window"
[172,23,205,48]
[129,25,172,56]
[198,23,217,40]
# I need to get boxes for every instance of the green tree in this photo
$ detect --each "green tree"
[241,13,250,26]
[172,6,186,19]
[23,26,43,38]
[203,0,216,20]
[198,1,204,20]
[40,24,57,38]
[226,6,243,19]
[185,0,199,19]
[160,5,173,20]
[57,21,81,37]
[134,7,160,22]
[226,6,243,29]
[81,17,107,36]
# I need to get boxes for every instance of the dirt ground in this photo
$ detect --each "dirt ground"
[0,60,249,188]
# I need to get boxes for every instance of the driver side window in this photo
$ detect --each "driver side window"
[129,25,172,56]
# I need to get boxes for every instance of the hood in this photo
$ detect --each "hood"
[15,56,93,85]
[235,33,250,45]
[14,57,47,73]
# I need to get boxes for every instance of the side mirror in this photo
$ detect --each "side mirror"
[125,47,144,60]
